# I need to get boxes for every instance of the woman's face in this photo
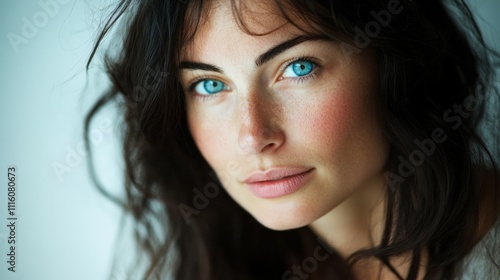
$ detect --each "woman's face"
[180,1,389,230]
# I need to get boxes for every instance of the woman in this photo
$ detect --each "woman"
[86,0,500,279]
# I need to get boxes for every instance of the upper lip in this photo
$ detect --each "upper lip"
[244,167,313,184]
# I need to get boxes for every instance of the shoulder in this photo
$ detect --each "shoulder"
[456,167,500,279]
[456,219,500,279]
[475,166,500,240]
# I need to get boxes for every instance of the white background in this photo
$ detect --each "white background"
[0,0,499,279]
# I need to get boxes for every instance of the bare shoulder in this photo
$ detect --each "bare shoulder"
[456,167,500,279]
[475,166,500,240]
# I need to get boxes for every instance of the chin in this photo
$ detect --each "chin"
[249,202,323,231]
[256,216,310,231]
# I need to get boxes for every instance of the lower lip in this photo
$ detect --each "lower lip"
[245,169,314,199]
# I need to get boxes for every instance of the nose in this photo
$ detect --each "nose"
[237,89,285,155]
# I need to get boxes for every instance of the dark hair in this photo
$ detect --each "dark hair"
[85,0,500,279]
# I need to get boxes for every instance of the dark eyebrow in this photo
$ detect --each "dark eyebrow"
[255,35,326,66]
[179,61,224,73]
[179,35,327,73]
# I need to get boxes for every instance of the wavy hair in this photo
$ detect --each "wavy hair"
[85,0,500,279]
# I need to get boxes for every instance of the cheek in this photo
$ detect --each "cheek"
[307,92,355,147]
[188,114,218,158]
[187,107,234,173]
[291,85,366,156]
[293,79,387,177]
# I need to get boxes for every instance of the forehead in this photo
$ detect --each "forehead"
[180,0,309,61]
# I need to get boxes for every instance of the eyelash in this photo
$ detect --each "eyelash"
[187,57,321,101]
[187,75,210,92]
[186,75,219,102]
[281,56,320,85]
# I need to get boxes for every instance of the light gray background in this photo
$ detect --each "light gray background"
[0,0,499,280]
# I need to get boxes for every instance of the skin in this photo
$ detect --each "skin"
[178,0,416,278]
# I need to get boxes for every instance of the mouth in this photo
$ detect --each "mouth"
[244,167,314,184]
[244,168,314,198]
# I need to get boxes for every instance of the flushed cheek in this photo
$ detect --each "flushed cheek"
[292,83,386,181]
[305,94,354,149]
[289,86,361,157]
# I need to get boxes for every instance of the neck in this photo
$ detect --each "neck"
[308,175,430,280]
[308,175,387,259]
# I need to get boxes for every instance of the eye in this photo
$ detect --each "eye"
[282,60,316,78]
[193,79,229,95]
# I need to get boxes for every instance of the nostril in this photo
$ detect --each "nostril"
[237,110,285,155]
[261,142,276,153]
[238,133,280,155]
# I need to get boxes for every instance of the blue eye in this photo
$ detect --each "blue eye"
[283,60,315,78]
[194,79,228,95]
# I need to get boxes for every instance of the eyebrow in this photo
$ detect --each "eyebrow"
[178,61,223,73]
[179,35,327,73]
[255,35,325,66]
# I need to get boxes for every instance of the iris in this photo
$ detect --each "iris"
[195,79,226,95]
[284,60,315,77]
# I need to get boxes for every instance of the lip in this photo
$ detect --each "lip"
[244,167,314,198]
